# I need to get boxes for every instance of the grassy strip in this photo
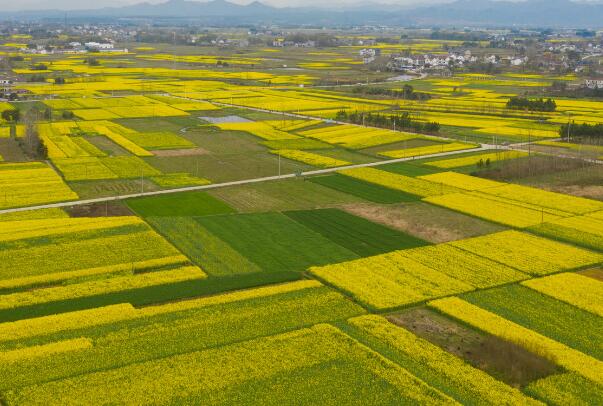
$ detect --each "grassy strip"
[308,174,419,203]
[285,208,427,257]
[196,212,358,273]
[378,161,442,177]
[147,216,262,276]
[127,191,235,217]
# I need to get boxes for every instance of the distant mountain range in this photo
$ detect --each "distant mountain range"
[2,0,603,28]
[410,0,603,28]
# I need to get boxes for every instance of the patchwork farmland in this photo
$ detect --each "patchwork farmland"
[0,29,602,405]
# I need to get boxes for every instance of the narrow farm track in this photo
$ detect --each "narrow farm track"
[198,98,466,145]
[206,98,603,164]
[270,72,429,89]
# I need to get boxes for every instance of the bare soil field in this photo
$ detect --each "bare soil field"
[149,147,208,157]
[0,138,29,162]
[578,268,603,282]
[209,178,364,213]
[66,201,134,217]
[388,308,560,387]
[341,202,505,243]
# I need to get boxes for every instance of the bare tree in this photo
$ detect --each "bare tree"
[20,110,48,160]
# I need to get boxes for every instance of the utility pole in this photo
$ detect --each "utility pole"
[172,31,177,72]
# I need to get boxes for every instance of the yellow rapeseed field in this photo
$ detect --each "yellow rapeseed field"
[0,162,78,209]
[309,251,473,310]
[339,167,459,197]
[521,273,603,317]
[423,192,562,227]
[449,230,603,275]
[427,151,528,169]
[271,149,350,168]
[379,142,477,159]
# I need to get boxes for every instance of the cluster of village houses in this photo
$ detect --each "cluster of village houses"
[386,50,528,70]
[15,41,127,54]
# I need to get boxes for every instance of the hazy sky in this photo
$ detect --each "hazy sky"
[0,0,450,12]
[4,0,602,10]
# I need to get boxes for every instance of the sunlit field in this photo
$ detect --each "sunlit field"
[0,33,602,405]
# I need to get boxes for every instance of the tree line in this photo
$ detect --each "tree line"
[1,108,48,159]
[335,110,440,134]
[560,122,603,143]
[351,85,431,101]
[506,97,557,112]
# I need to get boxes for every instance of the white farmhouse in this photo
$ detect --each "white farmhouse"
[360,48,377,64]
[585,79,603,89]
[84,42,114,50]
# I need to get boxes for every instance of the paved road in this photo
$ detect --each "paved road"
[3,93,600,215]
[0,145,490,215]
[4,139,598,216]
[0,92,494,215]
